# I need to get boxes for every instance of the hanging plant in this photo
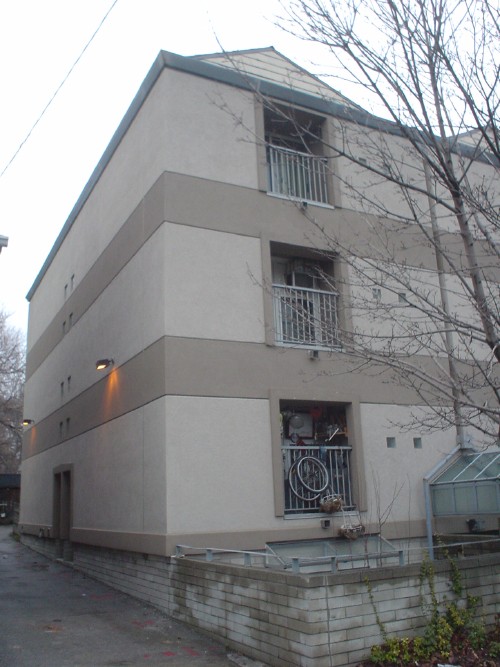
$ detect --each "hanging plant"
[320,494,343,513]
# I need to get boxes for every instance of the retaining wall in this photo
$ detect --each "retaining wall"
[21,535,500,667]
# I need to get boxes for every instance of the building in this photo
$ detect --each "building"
[20,48,499,563]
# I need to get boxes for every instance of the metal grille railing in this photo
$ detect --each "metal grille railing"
[273,285,340,348]
[267,144,329,204]
[283,445,354,515]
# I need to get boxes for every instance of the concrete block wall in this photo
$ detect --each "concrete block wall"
[21,537,500,667]
[21,533,59,560]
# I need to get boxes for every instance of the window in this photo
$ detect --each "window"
[386,437,396,449]
[281,401,354,515]
[272,249,340,349]
[413,437,422,449]
[265,105,329,204]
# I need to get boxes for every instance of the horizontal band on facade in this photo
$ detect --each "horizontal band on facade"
[18,518,428,557]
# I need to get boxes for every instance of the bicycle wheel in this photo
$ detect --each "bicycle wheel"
[296,456,329,494]
[288,459,322,501]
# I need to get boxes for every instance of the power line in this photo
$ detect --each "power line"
[0,0,120,180]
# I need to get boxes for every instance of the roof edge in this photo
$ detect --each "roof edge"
[26,49,499,301]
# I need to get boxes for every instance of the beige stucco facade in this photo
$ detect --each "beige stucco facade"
[20,48,497,557]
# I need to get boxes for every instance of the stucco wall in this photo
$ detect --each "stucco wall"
[20,398,167,537]
[165,396,274,535]
[24,226,166,421]
[27,68,258,344]
[359,403,455,530]
[163,223,265,343]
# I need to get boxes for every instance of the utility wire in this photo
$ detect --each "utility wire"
[0,0,120,180]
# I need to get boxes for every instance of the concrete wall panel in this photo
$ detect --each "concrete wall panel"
[165,396,274,534]
[163,223,265,342]
[27,69,258,343]
[359,403,455,529]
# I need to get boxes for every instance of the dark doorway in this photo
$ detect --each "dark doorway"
[53,466,73,559]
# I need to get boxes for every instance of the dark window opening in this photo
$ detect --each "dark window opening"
[280,400,354,516]
[265,104,329,204]
[271,245,340,349]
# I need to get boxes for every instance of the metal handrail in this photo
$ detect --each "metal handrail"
[174,536,500,573]
[267,144,329,204]
[272,284,340,348]
[174,543,404,572]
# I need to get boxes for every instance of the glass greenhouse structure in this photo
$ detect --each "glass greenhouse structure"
[430,449,500,516]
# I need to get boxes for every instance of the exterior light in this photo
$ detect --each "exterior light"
[95,358,114,371]
[23,419,34,426]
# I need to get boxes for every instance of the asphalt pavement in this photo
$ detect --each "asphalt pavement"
[0,525,265,667]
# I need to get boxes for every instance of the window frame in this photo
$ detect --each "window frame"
[271,248,341,350]
[269,390,366,518]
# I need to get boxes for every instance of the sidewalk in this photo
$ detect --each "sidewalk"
[0,525,264,666]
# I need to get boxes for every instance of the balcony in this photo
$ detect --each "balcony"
[273,284,340,349]
[283,444,354,515]
[267,144,329,204]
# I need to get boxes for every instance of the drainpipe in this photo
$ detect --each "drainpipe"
[423,445,461,559]
[424,162,466,448]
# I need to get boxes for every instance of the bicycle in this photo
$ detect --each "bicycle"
[288,454,330,501]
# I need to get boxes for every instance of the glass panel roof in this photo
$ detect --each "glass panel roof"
[433,450,500,484]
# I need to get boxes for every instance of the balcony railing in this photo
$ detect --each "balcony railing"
[273,284,340,349]
[283,445,354,515]
[267,144,329,204]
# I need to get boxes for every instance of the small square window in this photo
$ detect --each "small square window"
[60,381,64,399]
[67,376,71,391]
[386,437,396,449]
[372,288,381,301]
[59,421,63,438]
[413,437,422,449]
[398,292,408,304]
[71,274,75,290]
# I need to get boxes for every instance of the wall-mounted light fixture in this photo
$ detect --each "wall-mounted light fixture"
[22,418,34,426]
[95,358,114,371]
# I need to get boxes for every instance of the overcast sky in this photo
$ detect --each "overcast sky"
[0,0,335,333]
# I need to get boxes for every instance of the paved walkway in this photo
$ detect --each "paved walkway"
[0,526,264,666]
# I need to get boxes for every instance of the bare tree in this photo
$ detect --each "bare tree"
[0,310,24,472]
[261,0,500,444]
